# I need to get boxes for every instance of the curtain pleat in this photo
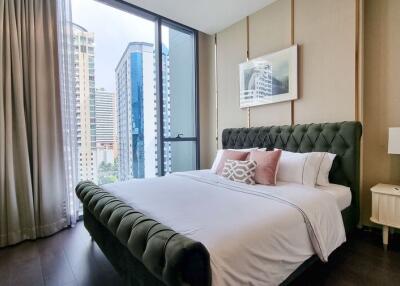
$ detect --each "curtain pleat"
[0,0,67,247]
[56,0,79,226]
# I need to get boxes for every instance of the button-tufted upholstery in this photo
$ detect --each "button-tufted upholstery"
[222,121,362,224]
[75,181,211,286]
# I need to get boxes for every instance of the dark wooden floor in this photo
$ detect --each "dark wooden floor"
[292,229,400,286]
[0,223,399,286]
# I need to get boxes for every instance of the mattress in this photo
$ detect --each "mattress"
[102,170,346,286]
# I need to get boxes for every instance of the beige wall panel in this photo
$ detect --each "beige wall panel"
[198,32,217,169]
[362,0,400,225]
[216,19,248,148]
[294,0,356,124]
[248,0,292,127]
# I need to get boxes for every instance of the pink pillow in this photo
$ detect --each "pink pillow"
[249,149,282,185]
[216,150,249,175]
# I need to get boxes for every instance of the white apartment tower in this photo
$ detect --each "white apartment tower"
[95,88,117,168]
[95,88,115,145]
[72,23,96,181]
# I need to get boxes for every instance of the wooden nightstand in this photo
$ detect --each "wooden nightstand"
[370,183,400,250]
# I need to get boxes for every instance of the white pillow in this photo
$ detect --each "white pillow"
[276,150,324,186]
[276,151,307,184]
[316,152,336,186]
[211,150,224,172]
[210,148,265,173]
[304,152,326,186]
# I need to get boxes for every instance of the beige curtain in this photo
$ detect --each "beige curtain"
[0,0,67,247]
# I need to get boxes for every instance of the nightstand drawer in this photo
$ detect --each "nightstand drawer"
[371,192,400,228]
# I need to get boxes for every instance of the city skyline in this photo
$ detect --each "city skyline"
[73,21,172,183]
[71,1,196,182]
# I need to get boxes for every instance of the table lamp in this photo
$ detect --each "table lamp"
[389,127,400,191]
[388,127,400,155]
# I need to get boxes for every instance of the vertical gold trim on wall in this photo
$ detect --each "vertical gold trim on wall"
[355,0,360,121]
[246,16,251,128]
[356,0,364,228]
[214,34,219,148]
[246,16,250,61]
[290,0,295,126]
[247,107,251,128]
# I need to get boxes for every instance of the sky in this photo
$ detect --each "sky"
[71,0,169,92]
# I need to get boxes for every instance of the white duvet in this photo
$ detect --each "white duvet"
[103,170,346,286]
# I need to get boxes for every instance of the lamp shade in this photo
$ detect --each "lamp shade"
[388,127,400,154]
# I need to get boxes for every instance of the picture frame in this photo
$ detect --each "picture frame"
[239,45,298,108]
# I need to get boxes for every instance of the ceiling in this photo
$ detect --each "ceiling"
[124,0,277,34]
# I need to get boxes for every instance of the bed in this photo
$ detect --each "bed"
[76,121,362,286]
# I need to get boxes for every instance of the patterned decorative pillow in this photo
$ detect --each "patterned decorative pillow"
[221,160,257,185]
[215,150,249,175]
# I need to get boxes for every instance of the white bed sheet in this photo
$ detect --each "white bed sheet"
[316,183,352,211]
[102,170,346,286]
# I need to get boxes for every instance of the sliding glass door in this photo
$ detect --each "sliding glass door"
[159,23,198,174]
[68,0,198,183]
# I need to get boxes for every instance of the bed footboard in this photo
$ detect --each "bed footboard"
[76,181,211,286]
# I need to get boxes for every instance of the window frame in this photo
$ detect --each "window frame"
[96,0,200,176]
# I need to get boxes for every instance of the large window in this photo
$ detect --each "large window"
[161,23,198,174]
[68,0,198,185]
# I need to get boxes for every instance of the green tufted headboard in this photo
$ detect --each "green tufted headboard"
[222,121,363,227]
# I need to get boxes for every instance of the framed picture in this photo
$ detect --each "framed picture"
[239,45,298,108]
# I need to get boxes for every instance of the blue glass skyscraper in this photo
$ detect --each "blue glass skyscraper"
[116,42,170,180]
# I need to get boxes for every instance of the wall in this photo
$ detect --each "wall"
[293,0,356,123]
[216,19,248,148]
[248,0,292,127]
[362,0,400,225]
[214,0,358,146]
[198,32,217,169]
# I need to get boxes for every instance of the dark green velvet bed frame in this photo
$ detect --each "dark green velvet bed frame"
[76,121,362,286]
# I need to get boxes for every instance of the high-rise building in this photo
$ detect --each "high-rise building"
[94,88,116,171]
[95,88,115,145]
[116,42,154,180]
[72,23,96,181]
[115,42,171,180]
